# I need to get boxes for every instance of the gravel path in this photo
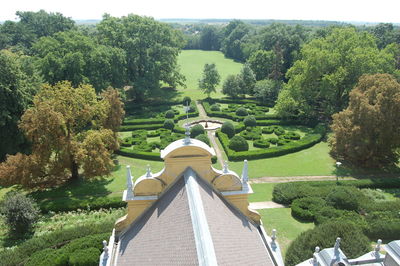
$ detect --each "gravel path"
[208,131,224,168]
[196,100,208,119]
[249,201,286,209]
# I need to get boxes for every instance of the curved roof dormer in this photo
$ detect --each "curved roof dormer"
[160,138,216,160]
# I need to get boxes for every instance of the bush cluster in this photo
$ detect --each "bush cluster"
[165,110,175,118]
[243,115,257,127]
[190,124,205,138]
[291,197,327,221]
[240,127,262,140]
[1,192,40,236]
[195,134,210,146]
[285,221,370,266]
[235,107,248,116]
[253,138,270,148]
[164,119,175,130]
[217,124,326,161]
[221,121,235,138]
[229,136,249,151]
[0,221,114,266]
[210,103,220,111]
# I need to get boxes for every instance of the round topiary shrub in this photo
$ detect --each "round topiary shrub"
[68,247,101,266]
[183,96,191,105]
[221,121,235,138]
[195,134,210,146]
[243,115,257,127]
[326,186,365,211]
[285,221,370,266]
[165,110,175,118]
[1,191,40,236]
[283,131,301,140]
[210,104,220,111]
[235,107,248,116]
[291,197,327,221]
[164,119,175,130]
[229,136,249,151]
[190,124,205,138]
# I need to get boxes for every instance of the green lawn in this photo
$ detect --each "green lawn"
[249,183,275,202]
[177,50,243,100]
[228,141,336,177]
[259,208,315,256]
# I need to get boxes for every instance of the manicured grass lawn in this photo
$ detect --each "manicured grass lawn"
[177,50,243,100]
[259,208,315,256]
[228,141,336,177]
[248,183,275,202]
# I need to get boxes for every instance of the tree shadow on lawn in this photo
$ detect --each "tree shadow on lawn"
[332,161,400,179]
[28,165,121,211]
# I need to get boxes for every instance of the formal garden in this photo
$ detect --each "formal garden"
[1,12,400,266]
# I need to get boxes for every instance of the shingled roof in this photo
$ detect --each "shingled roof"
[114,168,275,266]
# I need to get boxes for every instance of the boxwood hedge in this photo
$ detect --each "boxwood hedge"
[217,124,326,161]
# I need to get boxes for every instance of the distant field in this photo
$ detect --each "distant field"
[177,50,243,100]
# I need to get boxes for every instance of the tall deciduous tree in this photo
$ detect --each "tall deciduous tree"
[276,27,396,120]
[238,64,256,95]
[0,82,124,188]
[198,63,220,98]
[330,74,400,167]
[222,75,241,98]
[33,31,126,91]
[247,50,274,80]
[97,14,186,101]
[0,50,40,161]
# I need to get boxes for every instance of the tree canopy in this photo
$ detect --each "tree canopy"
[198,63,221,97]
[330,74,400,168]
[0,82,124,188]
[97,14,186,100]
[33,30,126,91]
[0,50,41,161]
[275,27,396,120]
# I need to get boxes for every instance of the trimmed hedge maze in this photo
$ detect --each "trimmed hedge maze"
[217,123,326,161]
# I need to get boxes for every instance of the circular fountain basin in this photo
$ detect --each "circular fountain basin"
[188,119,223,130]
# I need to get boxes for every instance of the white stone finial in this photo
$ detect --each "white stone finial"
[375,239,382,254]
[103,240,109,255]
[272,229,277,242]
[241,159,248,183]
[146,164,152,178]
[126,165,133,189]
[184,124,191,144]
[223,160,229,173]
[313,247,320,265]
[334,237,341,257]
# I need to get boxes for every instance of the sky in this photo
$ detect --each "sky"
[1,0,399,23]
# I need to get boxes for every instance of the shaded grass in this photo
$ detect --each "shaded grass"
[177,50,243,100]
[259,208,315,256]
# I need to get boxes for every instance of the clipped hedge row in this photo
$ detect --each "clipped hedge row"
[117,148,163,161]
[26,233,106,266]
[0,221,114,266]
[37,195,126,213]
[120,123,164,131]
[202,101,280,121]
[273,178,400,205]
[123,110,199,127]
[273,179,400,205]
[217,124,326,161]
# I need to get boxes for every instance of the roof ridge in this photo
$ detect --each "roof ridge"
[184,168,218,266]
